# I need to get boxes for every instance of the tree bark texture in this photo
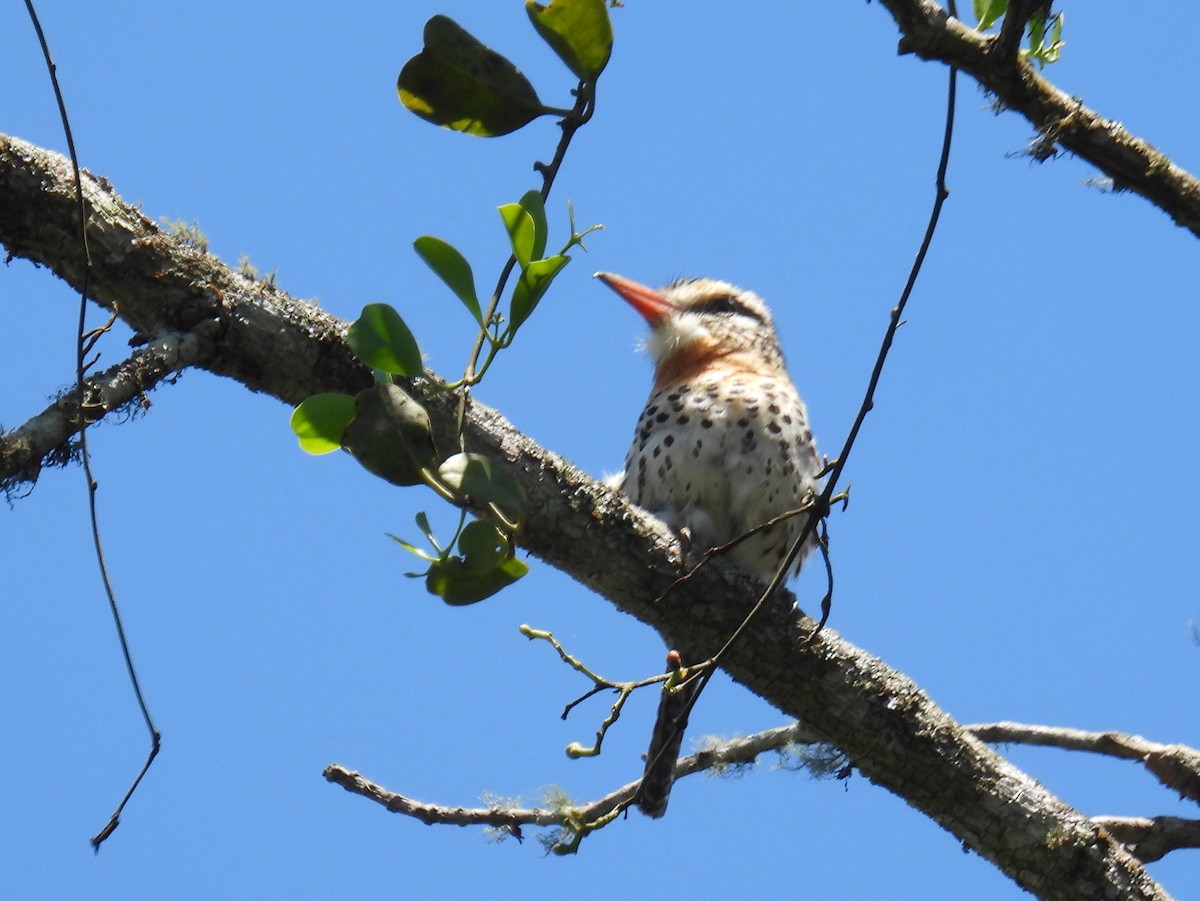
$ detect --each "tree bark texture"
[877,1,1200,236]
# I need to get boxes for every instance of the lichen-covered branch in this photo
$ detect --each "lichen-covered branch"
[1093,816,1200,864]
[0,330,206,496]
[874,1,1200,236]
[968,721,1200,803]
[323,722,823,837]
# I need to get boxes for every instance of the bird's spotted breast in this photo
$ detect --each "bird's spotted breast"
[624,366,818,582]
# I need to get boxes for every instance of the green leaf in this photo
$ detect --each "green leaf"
[347,303,424,376]
[518,190,548,262]
[387,532,438,565]
[398,15,547,137]
[525,0,613,80]
[509,254,569,332]
[414,236,482,325]
[1024,11,1064,68]
[457,520,509,572]
[1048,12,1065,59]
[341,384,438,487]
[290,393,356,455]
[426,551,529,606]
[437,452,527,525]
[414,511,439,549]
[973,0,1007,31]
[497,191,547,271]
[499,203,537,269]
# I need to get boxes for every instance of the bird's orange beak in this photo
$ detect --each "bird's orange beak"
[594,272,676,324]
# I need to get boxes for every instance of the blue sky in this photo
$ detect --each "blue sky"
[3,2,1198,898]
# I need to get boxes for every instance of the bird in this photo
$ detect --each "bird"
[595,271,821,818]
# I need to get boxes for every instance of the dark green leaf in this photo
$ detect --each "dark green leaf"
[525,0,613,80]
[437,452,527,525]
[341,384,438,487]
[414,236,482,324]
[290,393,356,455]
[509,254,569,331]
[457,519,508,572]
[426,552,529,606]
[347,303,424,376]
[398,15,547,137]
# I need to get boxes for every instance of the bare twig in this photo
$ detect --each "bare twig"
[323,721,822,844]
[520,625,669,759]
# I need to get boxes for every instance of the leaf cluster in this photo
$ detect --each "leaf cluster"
[289,323,531,605]
[972,0,1065,68]
[289,0,612,605]
[398,1,611,137]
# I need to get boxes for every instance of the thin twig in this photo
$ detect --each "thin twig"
[521,625,667,758]
[667,494,820,590]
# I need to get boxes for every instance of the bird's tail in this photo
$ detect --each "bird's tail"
[637,652,699,818]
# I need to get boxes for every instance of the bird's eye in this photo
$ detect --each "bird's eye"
[692,294,762,321]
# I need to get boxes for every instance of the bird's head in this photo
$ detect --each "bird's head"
[595,272,787,380]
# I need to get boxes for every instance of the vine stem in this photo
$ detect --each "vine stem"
[642,0,962,790]
[452,78,597,447]
[23,0,162,851]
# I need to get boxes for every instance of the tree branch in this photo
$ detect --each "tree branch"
[323,722,824,833]
[0,330,206,496]
[879,1,1200,235]
[968,721,1200,803]
[990,0,1043,65]
[0,133,1174,900]
[329,717,1200,863]
[1093,817,1200,864]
